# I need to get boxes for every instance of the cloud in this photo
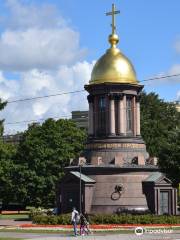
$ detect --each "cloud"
[0,61,94,134]
[0,27,86,71]
[20,69,52,96]
[0,0,95,134]
[168,64,180,78]
[146,37,180,88]
[0,0,86,71]
[0,71,19,100]
[143,62,180,103]
[175,38,180,54]
[146,63,180,87]
[0,0,93,134]
[5,0,65,30]
[177,91,180,101]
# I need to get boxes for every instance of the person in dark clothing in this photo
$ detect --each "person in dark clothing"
[84,212,91,234]
[80,213,86,236]
[80,212,91,235]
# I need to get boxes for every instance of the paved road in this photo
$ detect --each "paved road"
[0,231,180,240]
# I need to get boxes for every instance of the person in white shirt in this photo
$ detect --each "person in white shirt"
[71,207,79,236]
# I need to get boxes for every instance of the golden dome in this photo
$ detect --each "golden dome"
[89,34,138,85]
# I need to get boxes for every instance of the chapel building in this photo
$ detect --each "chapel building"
[59,4,177,215]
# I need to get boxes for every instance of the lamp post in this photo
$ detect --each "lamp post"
[78,157,86,214]
[79,163,82,214]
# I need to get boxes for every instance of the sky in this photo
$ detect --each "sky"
[0,0,179,134]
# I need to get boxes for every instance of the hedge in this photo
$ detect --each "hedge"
[31,214,180,225]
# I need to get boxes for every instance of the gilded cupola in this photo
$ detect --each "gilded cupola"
[89,4,138,85]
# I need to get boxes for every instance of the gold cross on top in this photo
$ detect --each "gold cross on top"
[106,4,120,35]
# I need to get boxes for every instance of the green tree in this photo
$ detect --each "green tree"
[15,118,86,207]
[0,99,7,136]
[140,92,180,157]
[158,130,180,185]
[0,98,18,204]
[140,92,180,184]
[0,142,17,203]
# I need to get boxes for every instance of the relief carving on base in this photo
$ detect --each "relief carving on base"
[111,184,124,200]
[86,143,145,150]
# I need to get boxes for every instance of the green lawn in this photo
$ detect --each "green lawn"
[0,238,23,240]
[0,229,133,234]
[0,214,29,220]
[0,227,179,234]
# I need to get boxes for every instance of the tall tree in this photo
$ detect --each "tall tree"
[0,98,17,204]
[15,118,87,207]
[158,130,180,185]
[140,92,180,184]
[140,92,180,157]
[0,142,17,204]
[0,99,7,136]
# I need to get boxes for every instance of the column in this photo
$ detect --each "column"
[174,189,177,215]
[109,95,115,135]
[157,189,160,215]
[94,96,98,137]
[87,95,94,136]
[118,94,125,135]
[123,95,127,135]
[105,96,109,135]
[88,102,94,135]
[171,189,174,215]
[136,97,141,136]
[154,188,157,214]
[133,96,137,136]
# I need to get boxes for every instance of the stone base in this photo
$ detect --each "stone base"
[63,165,160,214]
[84,136,149,165]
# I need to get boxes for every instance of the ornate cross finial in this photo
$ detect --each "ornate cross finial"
[106,4,120,34]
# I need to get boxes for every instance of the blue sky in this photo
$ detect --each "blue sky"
[53,0,180,100]
[0,0,179,133]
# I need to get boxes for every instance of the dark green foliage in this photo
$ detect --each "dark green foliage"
[158,130,180,185]
[0,99,16,205]
[31,213,180,225]
[0,117,86,207]
[0,142,17,203]
[30,213,71,225]
[140,92,180,157]
[14,119,87,207]
[0,99,7,136]
[140,92,180,185]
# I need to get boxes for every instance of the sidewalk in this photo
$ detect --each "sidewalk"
[0,231,180,240]
[0,219,31,227]
[0,219,180,232]
[0,220,180,240]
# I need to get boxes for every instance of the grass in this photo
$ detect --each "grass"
[0,238,23,240]
[0,214,29,220]
[0,227,180,234]
[0,228,133,234]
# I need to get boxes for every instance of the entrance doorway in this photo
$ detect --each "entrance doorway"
[66,191,79,212]
[160,191,170,215]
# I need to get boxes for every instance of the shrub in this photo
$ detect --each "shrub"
[31,214,71,225]
[31,213,180,225]
[29,207,58,219]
